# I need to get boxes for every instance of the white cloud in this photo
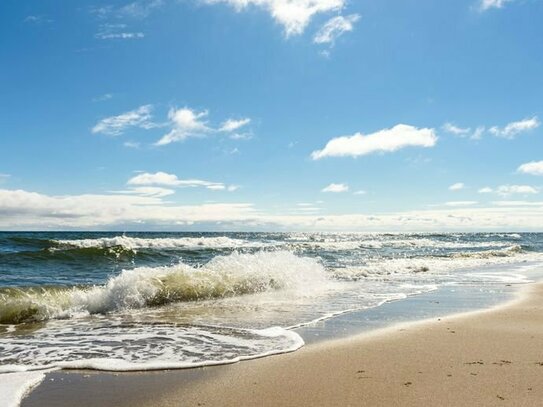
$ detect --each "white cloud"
[353,190,366,195]
[203,0,345,37]
[489,116,540,139]
[219,118,251,132]
[518,161,543,176]
[155,108,252,145]
[0,189,256,229]
[96,32,145,40]
[113,186,176,198]
[313,14,360,45]
[93,93,113,102]
[0,174,10,183]
[126,171,241,192]
[127,171,230,190]
[155,108,210,145]
[123,141,141,149]
[442,123,484,140]
[5,188,543,231]
[119,0,164,18]
[92,105,154,136]
[496,185,539,196]
[311,124,437,160]
[321,183,349,193]
[449,182,465,191]
[491,200,543,207]
[477,184,539,196]
[94,23,145,40]
[444,201,478,207]
[479,0,514,11]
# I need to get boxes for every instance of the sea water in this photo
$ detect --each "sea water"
[1,232,543,404]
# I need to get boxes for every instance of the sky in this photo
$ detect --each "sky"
[1,0,543,231]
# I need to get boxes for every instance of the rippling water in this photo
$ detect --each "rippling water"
[1,232,543,374]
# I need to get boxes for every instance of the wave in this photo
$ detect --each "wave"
[51,236,269,251]
[0,251,327,324]
[331,245,533,280]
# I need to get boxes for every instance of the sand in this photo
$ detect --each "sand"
[23,282,543,407]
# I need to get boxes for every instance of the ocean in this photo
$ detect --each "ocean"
[1,231,543,382]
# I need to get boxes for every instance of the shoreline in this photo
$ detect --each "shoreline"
[20,274,543,406]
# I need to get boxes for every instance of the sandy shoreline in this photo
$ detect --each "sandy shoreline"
[23,281,543,406]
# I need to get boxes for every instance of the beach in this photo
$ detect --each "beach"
[21,280,543,406]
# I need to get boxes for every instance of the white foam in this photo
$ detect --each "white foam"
[53,236,271,251]
[0,322,303,372]
[0,371,46,407]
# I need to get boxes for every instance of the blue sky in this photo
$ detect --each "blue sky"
[1,0,543,231]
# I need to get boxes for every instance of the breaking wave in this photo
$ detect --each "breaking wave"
[0,251,328,324]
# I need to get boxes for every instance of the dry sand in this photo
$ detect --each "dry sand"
[23,283,543,407]
[157,283,543,406]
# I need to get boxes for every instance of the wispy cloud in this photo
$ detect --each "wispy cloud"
[202,0,345,37]
[24,15,53,24]
[313,14,360,45]
[444,201,478,207]
[95,24,144,40]
[127,171,239,192]
[478,184,539,196]
[311,124,437,160]
[442,123,484,140]
[92,105,155,136]
[518,161,543,176]
[123,141,141,149]
[91,0,164,19]
[92,93,114,102]
[321,183,349,193]
[112,186,176,198]
[478,0,514,11]
[449,182,465,191]
[0,174,10,183]
[156,107,252,145]
[489,116,540,139]
[219,118,251,132]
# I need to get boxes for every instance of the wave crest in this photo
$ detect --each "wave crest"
[0,251,327,324]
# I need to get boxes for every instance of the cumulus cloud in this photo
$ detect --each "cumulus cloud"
[518,161,543,176]
[92,105,155,136]
[321,183,349,193]
[311,124,437,160]
[449,183,465,191]
[203,0,345,36]
[479,0,514,11]
[155,108,210,145]
[489,116,540,139]
[478,187,493,193]
[313,14,360,45]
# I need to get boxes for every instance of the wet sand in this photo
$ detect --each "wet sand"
[23,282,543,406]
